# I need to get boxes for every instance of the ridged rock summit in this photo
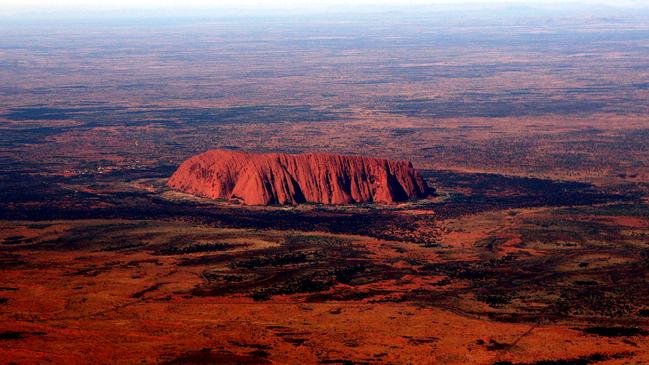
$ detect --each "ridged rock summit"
[168,150,432,205]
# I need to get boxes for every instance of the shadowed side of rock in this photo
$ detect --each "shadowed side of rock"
[168,150,432,205]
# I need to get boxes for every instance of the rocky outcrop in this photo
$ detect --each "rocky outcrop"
[168,150,432,205]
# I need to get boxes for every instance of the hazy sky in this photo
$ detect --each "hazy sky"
[1,0,643,10]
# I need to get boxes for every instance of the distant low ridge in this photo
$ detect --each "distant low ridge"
[168,150,432,205]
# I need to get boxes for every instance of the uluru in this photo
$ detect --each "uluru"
[168,150,432,205]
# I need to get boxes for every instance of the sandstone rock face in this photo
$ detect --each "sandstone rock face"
[168,150,432,205]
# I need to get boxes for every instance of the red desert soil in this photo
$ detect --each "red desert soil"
[168,150,431,205]
[1,220,647,365]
